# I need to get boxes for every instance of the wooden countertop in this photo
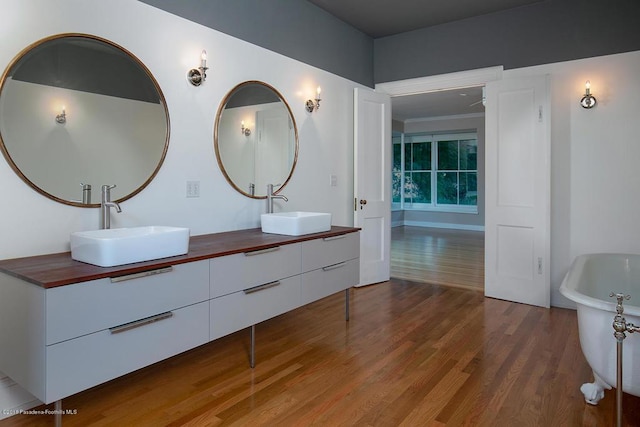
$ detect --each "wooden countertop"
[0,226,359,289]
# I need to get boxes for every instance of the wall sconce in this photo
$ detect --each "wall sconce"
[580,80,597,109]
[241,121,251,136]
[305,86,322,113]
[187,50,208,86]
[55,107,66,124]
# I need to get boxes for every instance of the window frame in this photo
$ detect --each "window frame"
[392,132,478,214]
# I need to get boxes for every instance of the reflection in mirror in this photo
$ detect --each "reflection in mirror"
[215,81,298,198]
[0,34,169,207]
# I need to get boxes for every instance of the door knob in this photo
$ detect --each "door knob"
[359,199,367,205]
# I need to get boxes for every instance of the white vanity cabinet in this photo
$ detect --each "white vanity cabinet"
[209,244,302,340]
[209,234,360,342]
[0,261,210,404]
[0,227,359,408]
[301,233,360,305]
[46,261,210,345]
[46,301,209,403]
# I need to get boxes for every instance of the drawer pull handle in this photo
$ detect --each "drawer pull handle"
[244,247,280,256]
[243,280,281,294]
[109,311,173,334]
[323,235,346,241]
[323,262,347,272]
[110,266,173,283]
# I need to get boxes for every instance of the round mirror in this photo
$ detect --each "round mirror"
[0,33,169,207]
[214,81,298,198]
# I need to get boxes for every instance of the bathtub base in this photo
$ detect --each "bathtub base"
[580,371,612,405]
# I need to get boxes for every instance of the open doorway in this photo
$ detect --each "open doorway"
[387,85,486,291]
[378,66,551,306]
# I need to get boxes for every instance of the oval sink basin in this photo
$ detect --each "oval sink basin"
[261,211,331,236]
[70,226,190,267]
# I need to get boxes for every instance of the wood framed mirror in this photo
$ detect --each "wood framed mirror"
[0,33,169,207]
[214,81,298,198]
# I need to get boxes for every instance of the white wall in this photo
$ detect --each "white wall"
[503,50,640,307]
[0,0,364,260]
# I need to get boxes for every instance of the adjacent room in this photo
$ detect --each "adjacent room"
[390,87,486,292]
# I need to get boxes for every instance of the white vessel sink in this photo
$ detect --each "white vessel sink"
[70,226,190,267]
[261,211,332,236]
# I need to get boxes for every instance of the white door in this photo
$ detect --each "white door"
[484,76,550,307]
[353,88,391,286]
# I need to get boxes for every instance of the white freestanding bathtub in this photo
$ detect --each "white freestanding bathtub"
[560,253,640,405]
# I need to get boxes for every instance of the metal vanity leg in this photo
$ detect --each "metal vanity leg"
[345,288,350,321]
[54,399,62,427]
[250,324,256,368]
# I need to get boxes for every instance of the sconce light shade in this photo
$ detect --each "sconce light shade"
[55,107,66,124]
[187,50,208,86]
[306,86,322,113]
[580,80,596,109]
[241,121,251,136]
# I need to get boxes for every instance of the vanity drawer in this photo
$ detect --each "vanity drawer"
[301,259,359,305]
[210,242,301,297]
[210,275,300,341]
[46,260,209,345]
[301,232,359,273]
[45,300,208,403]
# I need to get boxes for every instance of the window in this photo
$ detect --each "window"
[392,132,478,213]
[392,134,402,204]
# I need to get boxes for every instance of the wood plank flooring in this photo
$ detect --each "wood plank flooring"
[2,280,639,426]
[391,226,484,291]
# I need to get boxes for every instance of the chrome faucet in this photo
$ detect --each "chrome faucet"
[81,183,92,204]
[266,183,287,213]
[100,184,121,229]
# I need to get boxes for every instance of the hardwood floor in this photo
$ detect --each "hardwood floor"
[2,280,638,426]
[391,226,484,291]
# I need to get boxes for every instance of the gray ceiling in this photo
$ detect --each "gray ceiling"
[392,86,485,122]
[305,0,542,123]
[306,0,544,38]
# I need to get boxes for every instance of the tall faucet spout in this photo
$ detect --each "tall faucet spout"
[107,201,122,213]
[266,183,287,214]
[100,184,121,229]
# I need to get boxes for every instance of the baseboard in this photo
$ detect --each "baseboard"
[0,374,40,420]
[402,220,484,232]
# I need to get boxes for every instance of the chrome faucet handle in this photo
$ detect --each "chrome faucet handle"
[610,292,631,315]
[80,183,92,204]
[101,185,117,202]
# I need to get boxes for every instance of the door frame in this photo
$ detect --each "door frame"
[375,66,503,98]
[374,66,503,285]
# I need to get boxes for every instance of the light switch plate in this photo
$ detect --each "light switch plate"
[186,181,200,198]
